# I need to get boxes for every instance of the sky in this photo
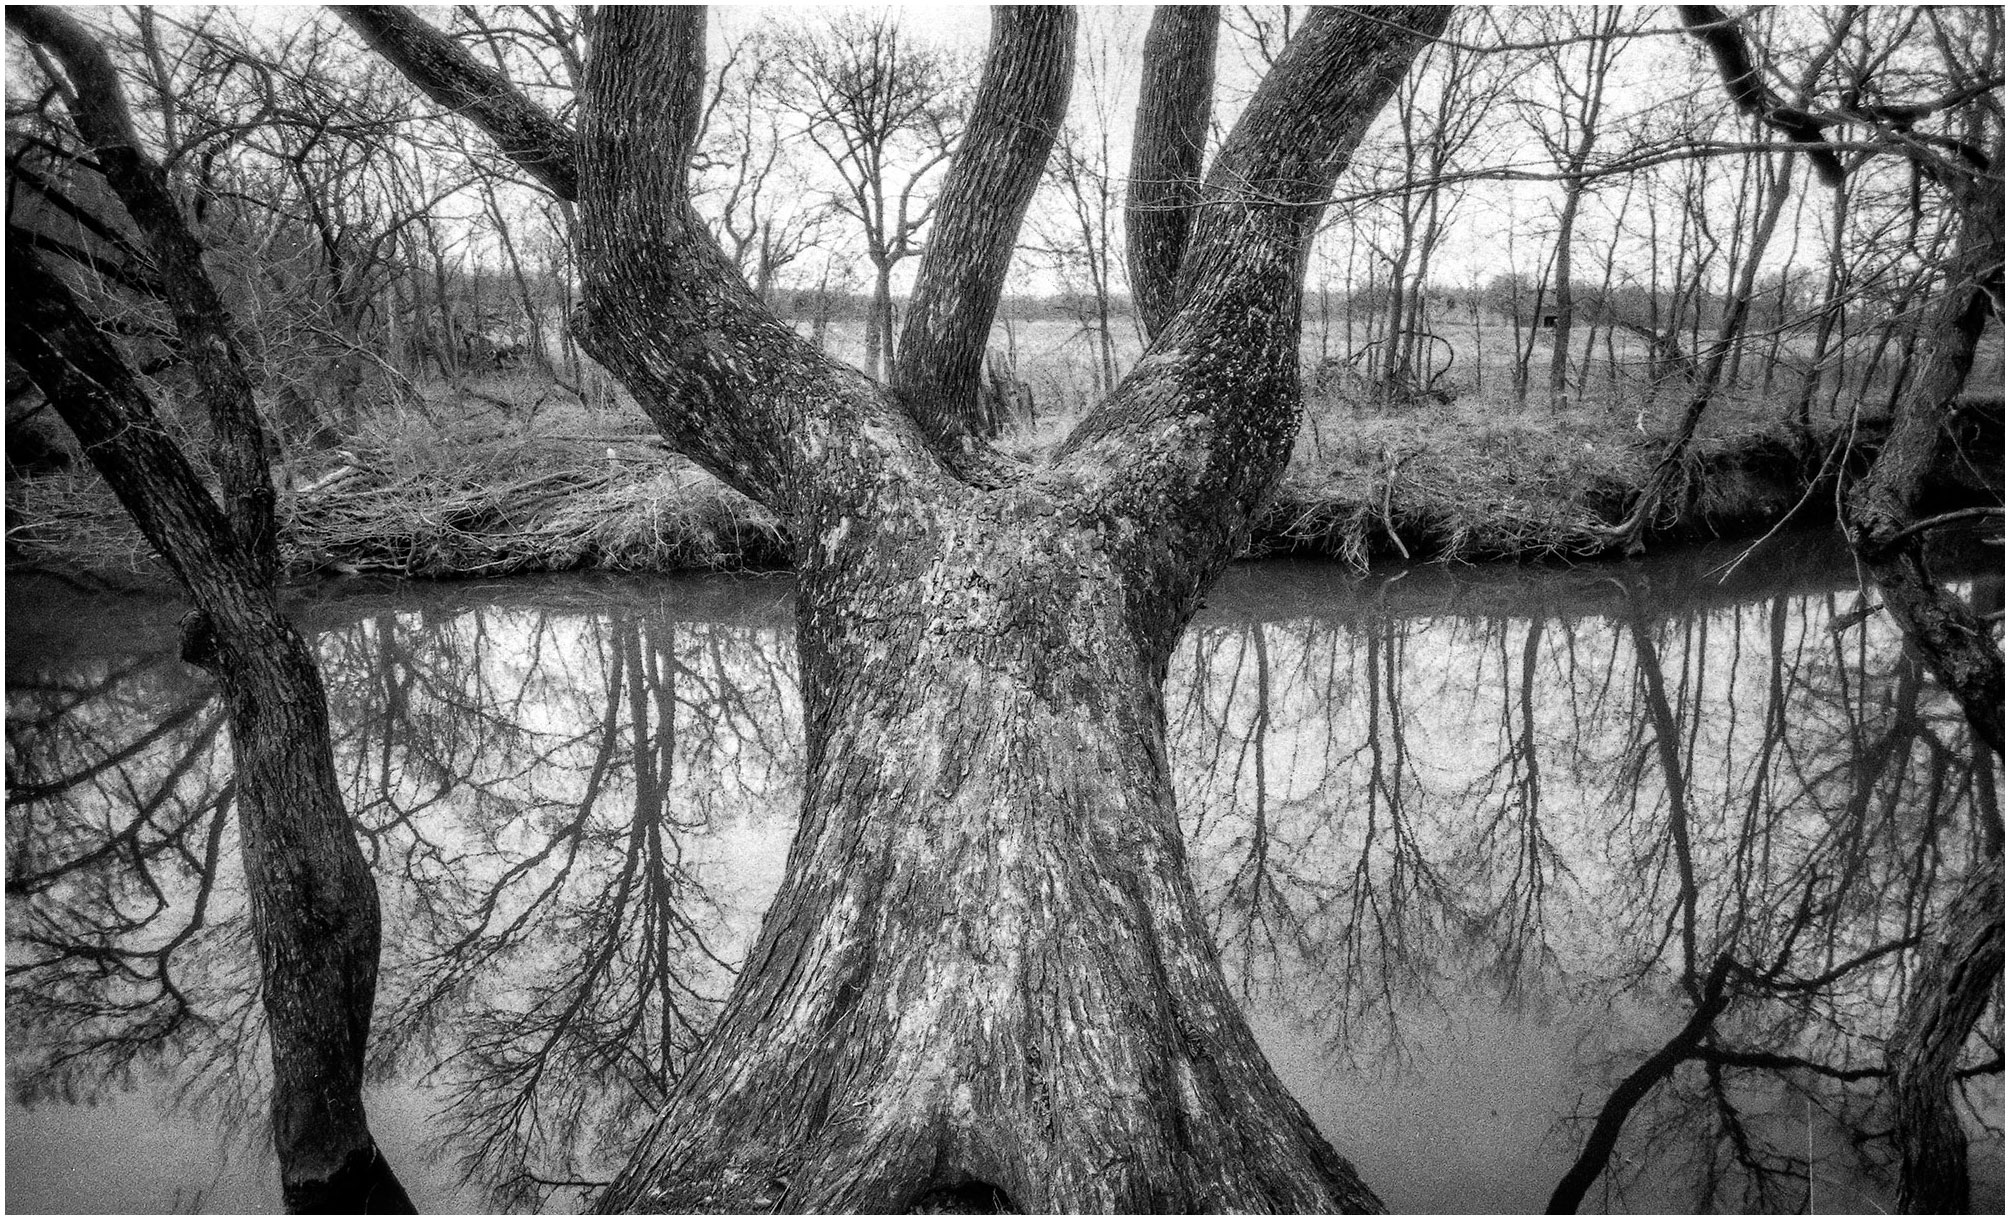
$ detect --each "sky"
[24,6,1954,307]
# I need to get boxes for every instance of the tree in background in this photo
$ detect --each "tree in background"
[1024,9,1139,402]
[774,12,966,380]
[1337,5,1512,404]
[1517,6,1634,409]
[692,22,829,306]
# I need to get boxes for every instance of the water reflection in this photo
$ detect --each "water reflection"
[7,537,2002,1213]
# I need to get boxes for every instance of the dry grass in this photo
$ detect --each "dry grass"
[7,384,785,588]
[1256,385,1824,567]
[5,466,161,582]
[6,348,1916,587]
[284,434,786,579]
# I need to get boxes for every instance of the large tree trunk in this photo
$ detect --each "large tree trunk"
[598,499,1380,1211]
[348,3,1448,1208]
[1885,857,2004,1214]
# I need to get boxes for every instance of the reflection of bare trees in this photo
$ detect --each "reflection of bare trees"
[9,550,1999,1210]
[6,650,249,1109]
[1542,576,2001,1212]
[334,602,800,1208]
[1470,615,1565,988]
[1170,550,2001,1211]
[1174,602,1459,1062]
[7,588,798,1209]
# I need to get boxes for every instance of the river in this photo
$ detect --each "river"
[6,532,2002,1213]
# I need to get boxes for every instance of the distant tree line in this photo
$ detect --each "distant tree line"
[9,6,2000,465]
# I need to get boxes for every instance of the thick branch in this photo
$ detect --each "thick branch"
[8,6,278,581]
[333,5,578,200]
[1677,5,1847,186]
[1059,6,1449,648]
[892,6,1075,454]
[570,8,946,519]
[1126,5,1218,341]
[1546,956,1735,1214]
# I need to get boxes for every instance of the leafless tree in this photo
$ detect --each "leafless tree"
[5,8,410,1209]
[343,4,1447,1208]
[773,12,966,379]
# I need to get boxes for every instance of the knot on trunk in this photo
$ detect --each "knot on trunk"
[178,609,223,670]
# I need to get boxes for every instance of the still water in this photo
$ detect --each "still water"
[6,535,2002,1213]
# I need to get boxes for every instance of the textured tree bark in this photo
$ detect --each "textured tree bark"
[334,5,581,201]
[1885,858,2004,1214]
[1125,6,1219,342]
[7,14,408,1202]
[599,493,1385,1211]
[1843,178,2005,753]
[9,6,278,583]
[8,245,411,1214]
[893,7,1075,452]
[351,3,1447,1208]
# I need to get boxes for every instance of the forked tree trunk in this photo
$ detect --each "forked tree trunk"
[347,3,1447,1209]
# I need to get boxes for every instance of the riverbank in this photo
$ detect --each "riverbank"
[8,391,1999,591]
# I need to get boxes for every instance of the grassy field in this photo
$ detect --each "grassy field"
[9,316,1999,588]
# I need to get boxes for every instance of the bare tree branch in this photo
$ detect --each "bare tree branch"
[1677,5,1848,186]
[8,5,278,580]
[333,4,577,200]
